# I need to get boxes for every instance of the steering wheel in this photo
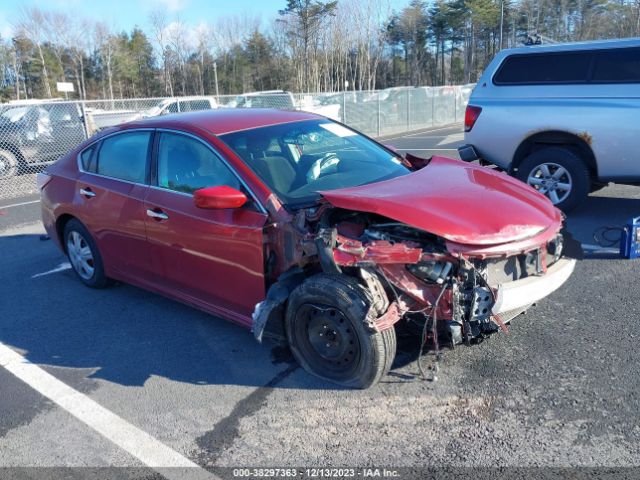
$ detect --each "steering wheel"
[306,153,340,182]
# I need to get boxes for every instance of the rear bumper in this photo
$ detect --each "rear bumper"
[457,144,480,162]
[492,258,576,315]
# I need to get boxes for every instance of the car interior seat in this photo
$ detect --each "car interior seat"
[245,136,297,195]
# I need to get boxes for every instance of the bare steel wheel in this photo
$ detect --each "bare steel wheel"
[285,274,396,388]
[516,147,590,211]
[63,219,111,288]
[526,162,572,205]
[299,304,362,374]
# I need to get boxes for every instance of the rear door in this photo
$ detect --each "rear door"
[143,130,267,325]
[75,130,154,282]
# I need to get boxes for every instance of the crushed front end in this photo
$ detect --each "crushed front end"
[253,196,578,352]
[329,213,576,345]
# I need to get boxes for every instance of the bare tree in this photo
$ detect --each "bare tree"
[95,22,116,102]
[14,6,53,98]
[149,9,174,96]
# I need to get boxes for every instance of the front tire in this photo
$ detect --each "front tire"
[63,219,111,288]
[285,274,396,389]
[516,147,590,211]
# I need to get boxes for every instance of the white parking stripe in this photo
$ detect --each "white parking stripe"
[31,262,72,278]
[396,148,459,151]
[0,200,40,209]
[381,124,461,141]
[0,342,218,480]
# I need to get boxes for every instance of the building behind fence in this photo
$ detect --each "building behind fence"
[0,85,474,201]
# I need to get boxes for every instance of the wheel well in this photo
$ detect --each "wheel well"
[512,131,597,178]
[0,143,25,164]
[55,214,76,252]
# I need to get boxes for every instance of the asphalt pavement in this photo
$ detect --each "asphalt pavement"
[1,124,640,478]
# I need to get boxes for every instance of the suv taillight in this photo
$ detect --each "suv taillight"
[464,105,482,132]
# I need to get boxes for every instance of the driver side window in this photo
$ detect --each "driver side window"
[156,133,241,195]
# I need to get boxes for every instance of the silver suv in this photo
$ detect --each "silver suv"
[459,38,640,210]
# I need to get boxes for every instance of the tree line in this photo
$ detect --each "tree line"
[1,0,639,102]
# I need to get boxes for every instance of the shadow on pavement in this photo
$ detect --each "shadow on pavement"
[0,234,344,390]
[565,190,640,259]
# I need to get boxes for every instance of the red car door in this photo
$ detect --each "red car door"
[74,130,154,283]
[143,131,267,326]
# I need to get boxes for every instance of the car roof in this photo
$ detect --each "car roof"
[502,37,640,56]
[124,108,321,135]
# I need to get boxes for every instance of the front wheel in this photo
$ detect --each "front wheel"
[285,274,396,389]
[516,147,590,211]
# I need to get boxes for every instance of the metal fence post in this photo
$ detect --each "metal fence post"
[377,92,381,137]
[343,91,347,124]
[432,91,436,127]
[454,88,458,123]
[79,100,90,140]
[406,91,410,133]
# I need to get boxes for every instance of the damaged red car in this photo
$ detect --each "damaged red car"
[39,109,578,388]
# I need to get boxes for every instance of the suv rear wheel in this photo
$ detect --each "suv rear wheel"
[516,147,590,211]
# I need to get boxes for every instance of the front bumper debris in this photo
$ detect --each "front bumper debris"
[492,258,576,316]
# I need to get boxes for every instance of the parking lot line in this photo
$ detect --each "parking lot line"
[31,262,72,278]
[0,341,218,480]
[396,148,459,151]
[381,124,461,141]
[0,200,40,209]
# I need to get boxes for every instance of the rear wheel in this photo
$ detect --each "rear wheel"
[63,219,111,288]
[0,149,18,179]
[285,274,396,389]
[516,147,590,211]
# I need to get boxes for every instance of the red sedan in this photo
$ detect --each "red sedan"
[39,109,577,388]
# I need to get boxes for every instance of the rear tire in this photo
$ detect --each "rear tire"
[0,149,18,179]
[516,147,590,211]
[285,274,396,389]
[63,219,111,288]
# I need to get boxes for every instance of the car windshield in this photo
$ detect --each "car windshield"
[219,119,409,206]
[1,106,29,123]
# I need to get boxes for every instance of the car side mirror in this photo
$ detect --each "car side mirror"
[194,185,247,209]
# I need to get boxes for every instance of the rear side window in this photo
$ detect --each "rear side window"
[592,48,640,83]
[80,145,96,172]
[96,131,151,183]
[494,51,593,85]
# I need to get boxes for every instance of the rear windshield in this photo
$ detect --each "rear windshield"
[493,47,640,85]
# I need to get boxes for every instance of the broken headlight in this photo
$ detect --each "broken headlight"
[407,260,452,284]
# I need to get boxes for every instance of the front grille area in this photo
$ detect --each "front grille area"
[483,236,562,285]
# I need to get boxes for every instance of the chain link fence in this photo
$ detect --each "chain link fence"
[0,84,474,202]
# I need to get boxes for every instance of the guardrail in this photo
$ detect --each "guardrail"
[0,85,474,201]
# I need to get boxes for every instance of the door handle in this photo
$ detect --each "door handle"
[146,209,169,220]
[79,188,95,198]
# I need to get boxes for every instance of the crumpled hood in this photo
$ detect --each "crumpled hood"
[319,156,562,246]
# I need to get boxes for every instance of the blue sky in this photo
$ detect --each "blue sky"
[0,0,410,39]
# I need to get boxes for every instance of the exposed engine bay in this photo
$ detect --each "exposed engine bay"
[253,198,579,358]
